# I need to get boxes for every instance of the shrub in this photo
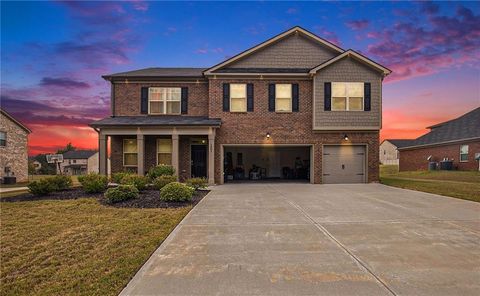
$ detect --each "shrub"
[28,179,56,196]
[153,175,177,190]
[185,177,208,190]
[104,185,139,204]
[147,165,175,180]
[50,175,73,191]
[111,172,130,184]
[78,173,108,193]
[160,182,194,202]
[120,174,148,191]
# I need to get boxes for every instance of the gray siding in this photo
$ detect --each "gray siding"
[226,34,338,69]
[313,57,382,129]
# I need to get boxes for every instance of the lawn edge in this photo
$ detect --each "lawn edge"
[117,188,213,295]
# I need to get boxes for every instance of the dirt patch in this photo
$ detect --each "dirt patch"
[1,188,209,208]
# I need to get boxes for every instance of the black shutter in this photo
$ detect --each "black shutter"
[141,87,149,114]
[223,83,230,111]
[268,84,275,112]
[181,87,188,114]
[324,82,331,111]
[247,83,254,112]
[292,83,299,112]
[364,83,371,111]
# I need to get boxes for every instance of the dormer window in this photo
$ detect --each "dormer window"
[149,87,181,115]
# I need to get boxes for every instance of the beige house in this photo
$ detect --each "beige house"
[0,109,31,182]
[58,150,110,175]
[380,139,414,165]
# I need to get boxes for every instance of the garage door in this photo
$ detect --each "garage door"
[323,145,366,184]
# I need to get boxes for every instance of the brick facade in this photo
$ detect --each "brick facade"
[399,140,480,171]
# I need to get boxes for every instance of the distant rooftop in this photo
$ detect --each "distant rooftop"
[62,150,97,159]
[384,139,415,148]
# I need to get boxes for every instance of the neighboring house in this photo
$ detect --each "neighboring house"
[0,109,31,182]
[380,139,414,165]
[58,150,110,175]
[90,26,391,184]
[399,107,480,171]
[29,157,42,172]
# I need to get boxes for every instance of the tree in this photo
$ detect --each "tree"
[56,142,76,154]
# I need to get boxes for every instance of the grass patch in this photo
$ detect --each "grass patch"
[380,165,480,202]
[1,198,191,296]
[0,175,80,189]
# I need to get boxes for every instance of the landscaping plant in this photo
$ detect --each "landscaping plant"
[104,185,139,203]
[28,179,56,196]
[160,182,194,202]
[153,175,178,190]
[185,177,208,190]
[147,165,175,180]
[111,172,130,184]
[121,174,148,191]
[78,173,108,193]
[50,175,73,191]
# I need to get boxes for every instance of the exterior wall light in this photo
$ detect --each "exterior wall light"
[343,134,349,141]
[266,132,271,139]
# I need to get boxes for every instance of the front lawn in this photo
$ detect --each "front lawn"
[380,165,480,202]
[1,198,192,296]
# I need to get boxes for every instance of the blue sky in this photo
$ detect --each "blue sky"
[1,1,479,154]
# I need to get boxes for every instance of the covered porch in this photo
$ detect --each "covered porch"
[90,116,221,184]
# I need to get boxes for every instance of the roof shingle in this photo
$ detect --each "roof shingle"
[90,116,221,128]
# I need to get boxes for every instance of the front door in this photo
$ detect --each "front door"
[191,145,207,178]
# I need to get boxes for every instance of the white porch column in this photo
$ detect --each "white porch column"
[208,133,215,185]
[137,134,145,175]
[99,133,108,175]
[171,134,179,180]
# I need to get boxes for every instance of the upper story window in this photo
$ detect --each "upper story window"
[0,132,6,147]
[230,84,247,112]
[332,82,364,111]
[157,138,172,165]
[123,139,138,167]
[275,84,292,112]
[149,88,181,115]
[460,145,469,162]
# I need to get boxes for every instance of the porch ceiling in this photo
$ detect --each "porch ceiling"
[90,116,221,128]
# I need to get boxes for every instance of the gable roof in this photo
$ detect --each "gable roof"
[103,68,206,81]
[0,108,32,133]
[399,107,480,150]
[204,26,344,75]
[383,139,415,148]
[309,49,392,76]
[62,150,97,159]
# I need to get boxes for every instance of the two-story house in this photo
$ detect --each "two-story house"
[90,26,391,184]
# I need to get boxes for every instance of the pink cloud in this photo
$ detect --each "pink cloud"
[345,20,370,30]
[314,26,341,47]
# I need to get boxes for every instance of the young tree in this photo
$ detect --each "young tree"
[56,142,76,154]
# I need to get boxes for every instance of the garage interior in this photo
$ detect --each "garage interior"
[223,146,311,183]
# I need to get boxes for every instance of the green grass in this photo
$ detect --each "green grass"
[0,175,80,189]
[380,165,480,202]
[1,198,192,296]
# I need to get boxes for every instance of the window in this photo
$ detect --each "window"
[157,138,172,165]
[460,145,469,162]
[230,84,247,112]
[149,87,181,115]
[123,139,138,166]
[0,132,6,147]
[275,84,292,112]
[332,82,364,111]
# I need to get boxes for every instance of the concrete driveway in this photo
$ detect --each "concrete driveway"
[121,183,480,296]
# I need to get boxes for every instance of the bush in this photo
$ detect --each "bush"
[104,185,139,204]
[147,165,175,180]
[111,172,130,184]
[160,182,194,202]
[153,175,177,190]
[185,177,208,190]
[28,179,56,196]
[50,175,73,191]
[78,173,108,193]
[120,174,148,191]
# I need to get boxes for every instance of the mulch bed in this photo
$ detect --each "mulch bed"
[1,188,209,209]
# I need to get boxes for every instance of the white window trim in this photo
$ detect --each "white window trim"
[460,145,469,162]
[123,139,138,167]
[156,138,173,166]
[331,82,364,111]
[148,87,181,115]
[275,84,292,113]
[229,83,247,113]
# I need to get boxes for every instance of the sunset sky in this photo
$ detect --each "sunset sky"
[1,1,479,155]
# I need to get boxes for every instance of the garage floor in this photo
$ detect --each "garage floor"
[120,184,480,296]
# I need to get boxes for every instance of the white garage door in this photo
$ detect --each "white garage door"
[323,145,366,184]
